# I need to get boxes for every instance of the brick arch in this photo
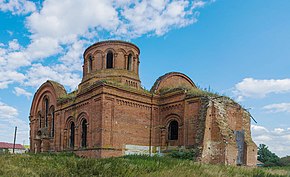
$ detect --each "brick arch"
[163,114,183,146]
[76,112,89,126]
[104,48,116,69]
[76,112,89,148]
[32,90,57,132]
[87,50,104,59]
[164,113,182,126]
[126,50,135,56]
[49,105,55,114]
[117,48,127,55]
[65,116,76,129]
[64,116,76,149]
[104,48,117,54]
[91,50,104,70]
[32,91,54,117]
[116,48,128,70]
[30,80,66,117]
[42,94,50,103]
[92,50,104,56]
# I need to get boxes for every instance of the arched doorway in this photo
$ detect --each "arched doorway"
[168,120,178,140]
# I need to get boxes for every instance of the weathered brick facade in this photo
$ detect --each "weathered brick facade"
[29,40,257,166]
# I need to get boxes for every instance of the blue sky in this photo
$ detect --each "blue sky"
[0,0,290,156]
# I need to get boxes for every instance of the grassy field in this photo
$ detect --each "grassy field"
[0,153,289,177]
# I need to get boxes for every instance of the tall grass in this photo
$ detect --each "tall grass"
[0,153,289,177]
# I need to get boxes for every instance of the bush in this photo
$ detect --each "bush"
[280,156,290,166]
[168,149,197,160]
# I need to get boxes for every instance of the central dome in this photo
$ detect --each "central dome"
[79,40,141,91]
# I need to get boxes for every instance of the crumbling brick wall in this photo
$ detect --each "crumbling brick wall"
[197,97,257,166]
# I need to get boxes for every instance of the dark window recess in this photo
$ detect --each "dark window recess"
[81,119,87,147]
[70,122,75,148]
[88,55,93,72]
[168,120,178,140]
[127,54,132,70]
[106,51,113,68]
[44,98,49,127]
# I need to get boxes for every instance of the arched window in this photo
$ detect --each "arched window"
[44,98,49,127]
[88,55,93,73]
[106,51,113,69]
[51,107,55,137]
[168,120,178,140]
[69,122,75,148]
[127,54,132,70]
[81,119,87,147]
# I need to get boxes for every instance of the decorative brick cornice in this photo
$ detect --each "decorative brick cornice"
[116,98,151,110]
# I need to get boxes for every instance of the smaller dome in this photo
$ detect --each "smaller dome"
[151,72,196,93]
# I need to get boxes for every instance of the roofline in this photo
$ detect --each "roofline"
[29,80,66,115]
[83,40,140,58]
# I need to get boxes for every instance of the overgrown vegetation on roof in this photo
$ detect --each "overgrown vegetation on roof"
[94,79,151,95]
[57,79,151,104]
[57,90,77,104]
[158,85,236,102]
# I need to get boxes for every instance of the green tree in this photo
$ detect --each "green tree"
[258,144,281,166]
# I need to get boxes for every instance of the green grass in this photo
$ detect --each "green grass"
[0,153,289,177]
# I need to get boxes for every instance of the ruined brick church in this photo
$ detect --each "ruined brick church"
[29,40,257,166]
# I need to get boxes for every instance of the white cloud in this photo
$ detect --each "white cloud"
[0,39,82,90]
[234,78,290,100]
[0,102,18,118]
[24,63,81,90]
[273,128,285,134]
[8,39,21,51]
[0,70,25,89]
[251,125,290,157]
[13,87,32,98]
[0,101,29,144]
[0,0,212,91]
[57,39,86,72]
[25,0,207,40]
[254,135,272,141]
[263,103,290,113]
[117,0,205,37]
[0,0,36,15]
[25,37,62,60]
[26,0,119,42]
[251,125,269,134]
